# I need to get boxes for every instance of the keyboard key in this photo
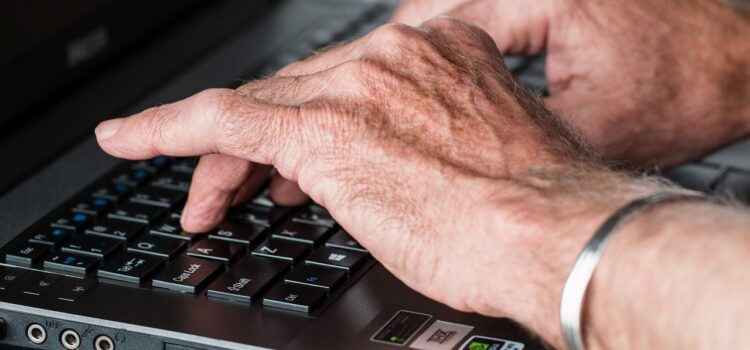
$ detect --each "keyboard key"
[71,197,112,216]
[305,247,365,273]
[231,205,288,228]
[714,169,750,202]
[263,283,327,314]
[206,257,287,303]
[129,187,186,208]
[249,190,274,208]
[325,229,368,253]
[28,227,73,246]
[171,158,198,174]
[23,273,63,296]
[251,239,309,263]
[5,243,49,266]
[127,235,186,259]
[131,156,171,174]
[291,205,335,228]
[98,253,165,284]
[0,265,28,290]
[208,222,265,246]
[663,163,723,192]
[61,236,121,259]
[112,169,151,187]
[92,183,132,201]
[108,203,166,224]
[86,218,145,241]
[151,171,191,192]
[170,208,183,218]
[186,240,243,264]
[285,265,345,291]
[44,253,99,275]
[271,221,330,246]
[150,216,203,242]
[50,213,91,231]
[58,278,97,302]
[152,256,223,293]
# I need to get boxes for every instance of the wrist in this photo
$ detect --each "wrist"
[476,167,663,348]
[584,200,750,349]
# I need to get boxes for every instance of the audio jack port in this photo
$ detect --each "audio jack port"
[95,335,115,350]
[61,329,81,349]
[26,324,47,344]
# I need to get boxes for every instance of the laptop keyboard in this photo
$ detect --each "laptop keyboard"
[0,0,402,317]
[3,0,747,325]
[1,157,373,316]
[664,138,750,201]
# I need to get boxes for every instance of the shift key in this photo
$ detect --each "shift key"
[152,256,222,293]
[207,257,287,303]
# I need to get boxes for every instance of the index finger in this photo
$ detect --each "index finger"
[95,88,299,166]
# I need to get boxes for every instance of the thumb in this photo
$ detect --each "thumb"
[446,0,554,55]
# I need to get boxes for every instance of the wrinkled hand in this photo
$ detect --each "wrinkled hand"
[394,0,750,166]
[96,18,656,347]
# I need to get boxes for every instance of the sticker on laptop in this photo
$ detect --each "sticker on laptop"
[371,310,432,346]
[409,320,473,350]
[459,335,525,350]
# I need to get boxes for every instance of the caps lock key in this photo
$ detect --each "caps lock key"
[152,256,222,293]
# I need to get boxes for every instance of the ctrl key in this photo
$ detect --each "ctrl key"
[152,256,222,293]
[0,265,28,290]
[262,283,327,314]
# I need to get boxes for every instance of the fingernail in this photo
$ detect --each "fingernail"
[95,118,125,140]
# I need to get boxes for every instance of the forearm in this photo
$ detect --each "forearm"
[482,173,750,349]
[587,201,750,349]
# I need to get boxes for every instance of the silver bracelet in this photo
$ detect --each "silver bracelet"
[560,190,708,350]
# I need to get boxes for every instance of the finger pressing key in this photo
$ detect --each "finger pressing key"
[181,154,254,233]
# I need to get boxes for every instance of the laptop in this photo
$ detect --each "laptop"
[1,1,748,350]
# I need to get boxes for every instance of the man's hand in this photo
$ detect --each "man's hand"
[96,18,657,347]
[393,0,750,167]
[94,17,750,349]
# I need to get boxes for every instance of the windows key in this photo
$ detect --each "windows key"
[305,247,365,273]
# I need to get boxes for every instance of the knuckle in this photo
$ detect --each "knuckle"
[370,23,449,69]
[139,106,177,154]
[194,88,237,126]
[424,16,496,50]
[368,22,423,48]
[422,15,465,29]
[192,89,255,157]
